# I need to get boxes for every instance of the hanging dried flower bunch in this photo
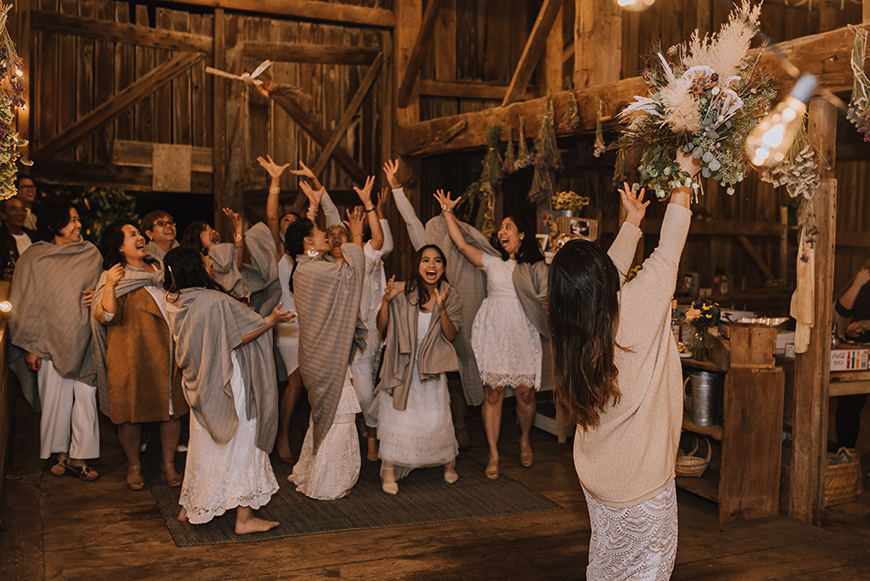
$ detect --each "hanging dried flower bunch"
[759,113,820,200]
[846,26,870,142]
[515,116,533,170]
[529,95,563,204]
[616,0,776,200]
[563,77,580,130]
[481,125,504,185]
[0,4,30,201]
[593,96,607,158]
[502,130,517,174]
[461,179,496,240]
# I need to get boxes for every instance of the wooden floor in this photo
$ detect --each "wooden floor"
[2,393,870,581]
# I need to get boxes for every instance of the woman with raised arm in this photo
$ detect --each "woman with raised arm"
[284,181,367,499]
[8,201,103,481]
[374,245,462,494]
[92,220,188,491]
[164,247,293,534]
[434,189,548,480]
[548,152,699,580]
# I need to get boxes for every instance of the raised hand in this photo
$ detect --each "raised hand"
[345,206,365,239]
[434,283,450,311]
[299,181,325,207]
[383,275,402,303]
[854,269,870,289]
[619,182,650,228]
[267,302,297,326]
[289,160,316,181]
[353,175,376,208]
[433,189,460,213]
[257,155,291,180]
[376,187,390,220]
[383,159,401,189]
[105,263,126,289]
[223,207,243,232]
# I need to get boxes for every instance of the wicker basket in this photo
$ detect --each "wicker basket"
[825,448,864,507]
[676,434,712,478]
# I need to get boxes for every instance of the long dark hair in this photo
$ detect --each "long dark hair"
[37,200,76,242]
[548,239,621,431]
[163,247,225,297]
[405,244,449,310]
[284,218,315,292]
[180,221,209,254]
[492,215,544,264]
[100,219,138,269]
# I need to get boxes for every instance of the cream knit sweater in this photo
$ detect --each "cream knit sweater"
[573,203,691,508]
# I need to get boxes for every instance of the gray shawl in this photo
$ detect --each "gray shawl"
[8,241,103,411]
[426,216,552,389]
[209,222,281,316]
[378,282,462,411]
[145,239,178,261]
[166,287,278,452]
[294,243,365,454]
[90,262,166,417]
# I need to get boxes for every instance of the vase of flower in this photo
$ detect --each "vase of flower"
[685,298,722,361]
[692,328,711,361]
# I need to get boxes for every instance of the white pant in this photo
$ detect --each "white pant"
[38,359,100,460]
[350,353,377,428]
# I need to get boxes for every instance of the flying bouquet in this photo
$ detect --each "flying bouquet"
[616,1,776,200]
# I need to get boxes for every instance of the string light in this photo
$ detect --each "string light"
[615,0,656,11]
[0,300,12,313]
[747,73,817,167]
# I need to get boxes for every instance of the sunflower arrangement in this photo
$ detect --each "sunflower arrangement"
[685,298,722,332]
[616,1,776,200]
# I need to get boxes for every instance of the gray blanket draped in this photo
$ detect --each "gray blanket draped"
[426,216,552,390]
[8,241,103,411]
[294,243,365,454]
[209,222,281,316]
[90,262,166,417]
[166,288,278,452]
[145,240,178,261]
[377,282,462,411]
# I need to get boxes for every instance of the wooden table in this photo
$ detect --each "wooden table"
[830,369,870,396]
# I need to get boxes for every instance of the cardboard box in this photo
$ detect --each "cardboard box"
[830,347,870,371]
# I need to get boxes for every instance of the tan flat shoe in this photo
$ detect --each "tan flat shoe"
[127,465,145,491]
[161,463,183,488]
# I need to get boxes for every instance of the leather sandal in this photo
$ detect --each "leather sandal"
[127,465,145,491]
[49,458,67,477]
[66,463,99,481]
[161,463,183,488]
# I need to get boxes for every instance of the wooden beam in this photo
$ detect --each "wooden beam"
[32,51,206,161]
[417,80,517,100]
[575,0,622,89]
[30,9,212,53]
[29,161,213,193]
[396,0,445,109]
[543,4,564,94]
[502,0,562,106]
[17,0,31,161]
[169,0,396,29]
[270,92,368,184]
[737,235,778,281]
[311,52,384,178]
[243,41,381,65]
[790,96,838,525]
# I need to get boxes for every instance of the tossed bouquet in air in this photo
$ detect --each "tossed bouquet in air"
[616,0,776,199]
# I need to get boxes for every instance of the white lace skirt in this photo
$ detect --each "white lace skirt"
[289,373,362,500]
[180,352,279,525]
[583,481,678,581]
[471,296,542,390]
[375,368,457,480]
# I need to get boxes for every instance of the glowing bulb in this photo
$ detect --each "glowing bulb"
[614,0,654,11]
[0,300,12,313]
[746,74,817,168]
[19,104,25,111]
[15,68,22,77]
[617,0,637,5]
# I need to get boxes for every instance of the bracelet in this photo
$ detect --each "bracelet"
[234,232,243,242]
[269,185,280,196]
[441,205,453,214]
[364,205,377,213]
[391,184,402,190]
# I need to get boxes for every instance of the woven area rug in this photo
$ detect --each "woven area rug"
[143,446,562,547]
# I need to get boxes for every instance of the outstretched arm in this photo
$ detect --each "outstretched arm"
[384,159,425,251]
[223,208,245,267]
[300,181,324,222]
[321,191,342,228]
[377,187,395,255]
[257,154,291,256]
[236,303,296,348]
[345,206,366,249]
[432,189,483,268]
[354,175,384,250]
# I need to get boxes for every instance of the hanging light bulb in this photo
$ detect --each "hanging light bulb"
[746,73,817,167]
[615,0,655,11]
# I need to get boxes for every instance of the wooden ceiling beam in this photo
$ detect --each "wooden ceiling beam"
[311,52,384,178]
[396,0,445,109]
[418,79,535,101]
[30,9,212,52]
[32,51,206,161]
[502,0,562,106]
[169,0,396,29]
[399,22,869,157]
[243,41,380,65]
[269,92,369,184]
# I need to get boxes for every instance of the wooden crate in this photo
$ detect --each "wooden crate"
[722,323,777,369]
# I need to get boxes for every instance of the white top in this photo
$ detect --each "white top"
[12,232,32,257]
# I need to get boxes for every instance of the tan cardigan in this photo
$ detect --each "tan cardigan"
[573,204,691,508]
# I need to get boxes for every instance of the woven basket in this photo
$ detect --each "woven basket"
[825,448,864,507]
[676,434,712,478]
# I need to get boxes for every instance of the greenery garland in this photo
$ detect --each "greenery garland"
[0,4,31,201]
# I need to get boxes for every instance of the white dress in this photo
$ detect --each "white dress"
[274,254,300,373]
[471,253,542,390]
[180,351,279,524]
[289,371,362,500]
[375,311,458,480]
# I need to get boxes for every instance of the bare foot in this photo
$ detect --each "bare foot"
[235,516,279,534]
[177,507,189,522]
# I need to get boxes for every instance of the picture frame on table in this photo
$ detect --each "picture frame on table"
[535,233,549,252]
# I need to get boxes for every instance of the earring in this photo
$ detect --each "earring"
[306,248,319,258]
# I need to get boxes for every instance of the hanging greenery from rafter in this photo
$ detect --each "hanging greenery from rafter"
[0,4,30,201]
[515,116,533,170]
[593,97,607,158]
[847,25,870,142]
[481,125,503,185]
[502,130,517,175]
[563,76,580,130]
[529,95,562,204]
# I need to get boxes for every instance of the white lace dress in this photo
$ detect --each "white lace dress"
[375,311,458,480]
[180,351,279,525]
[471,253,542,390]
[289,371,362,500]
